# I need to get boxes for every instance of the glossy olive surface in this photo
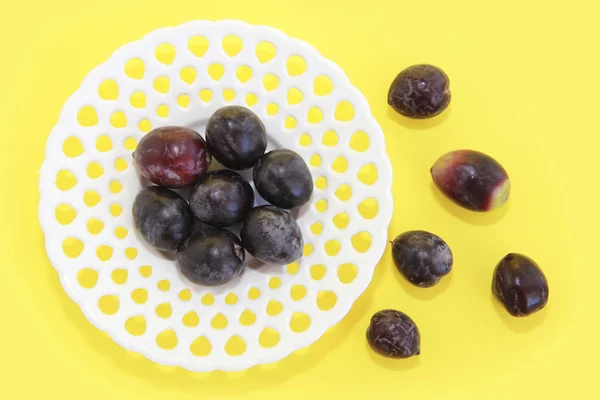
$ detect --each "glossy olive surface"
[492,253,549,317]
[431,150,510,211]
[133,126,211,188]
[189,170,254,227]
[205,105,267,170]
[176,227,245,286]
[132,186,195,251]
[253,149,313,209]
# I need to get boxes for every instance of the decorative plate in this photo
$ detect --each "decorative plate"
[39,20,393,371]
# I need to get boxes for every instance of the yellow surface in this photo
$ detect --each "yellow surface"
[1,1,598,398]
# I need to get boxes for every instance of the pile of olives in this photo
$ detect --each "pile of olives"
[367,65,549,359]
[132,105,312,286]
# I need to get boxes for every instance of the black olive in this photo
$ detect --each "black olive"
[367,310,421,358]
[391,230,453,287]
[253,149,313,209]
[388,64,450,119]
[132,186,194,251]
[492,253,549,317]
[205,105,267,170]
[176,227,245,286]
[240,206,303,264]
[189,170,254,227]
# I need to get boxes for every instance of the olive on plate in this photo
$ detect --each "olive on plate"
[253,149,313,209]
[132,186,195,251]
[176,227,245,286]
[205,105,267,170]
[189,170,254,227]
[133,126,211,188]
[240,206,303,264]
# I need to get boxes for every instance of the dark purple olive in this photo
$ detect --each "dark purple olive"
[253,149,313,209]
[132,186,195,251]
[388,64,451,119]
[205,105,267,170]
[133,126,211,188]
[492,253,549,317]
[176,227,245,286]
[189,170,254,227]
[392,231,453,287]
[367,310,420,358]
[431,150,510,212]
[240,206,303,264]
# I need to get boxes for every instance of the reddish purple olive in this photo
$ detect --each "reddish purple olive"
[388,64,451,119]
[133,126,211,188]
[431,150,510,212]
[367,310,420,358]
[492,253,549,317]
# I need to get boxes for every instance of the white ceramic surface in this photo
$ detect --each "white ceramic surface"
[39,20,393,371]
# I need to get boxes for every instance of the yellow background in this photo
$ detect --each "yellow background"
[1,1,598,398]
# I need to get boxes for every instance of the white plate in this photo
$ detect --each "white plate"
[39,20,393,372]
